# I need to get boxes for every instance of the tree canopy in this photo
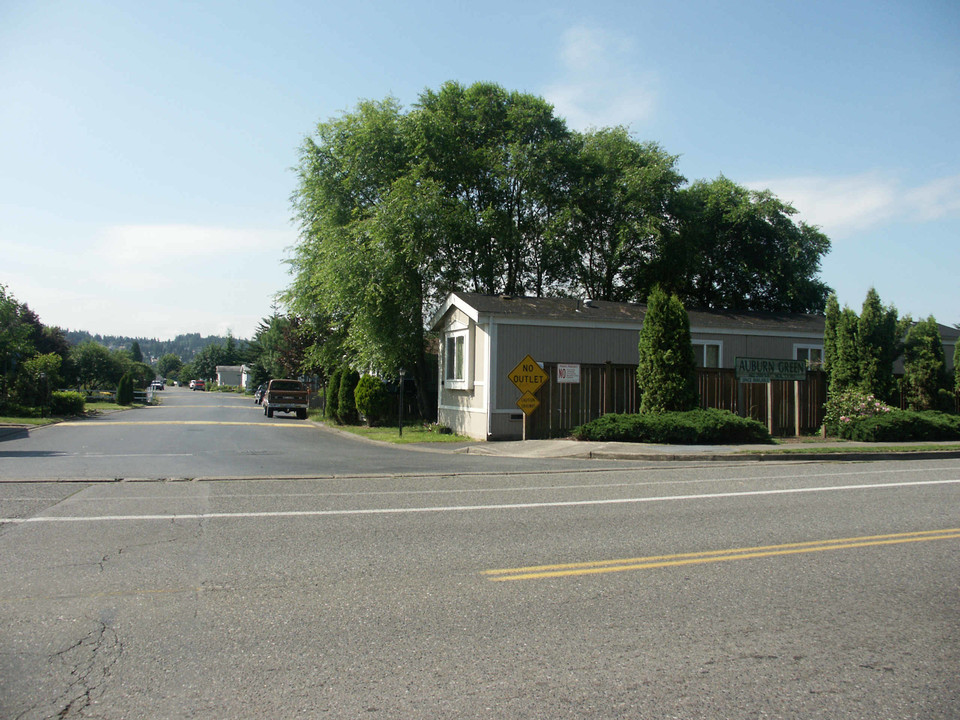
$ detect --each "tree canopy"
[658,177,831,312]
[288,81,834,395]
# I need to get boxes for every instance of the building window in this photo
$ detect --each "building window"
[693,341,722,368]
[445,334,465,382]
[794,344,824,369]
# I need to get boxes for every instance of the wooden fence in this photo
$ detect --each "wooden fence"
[526,364,827,439]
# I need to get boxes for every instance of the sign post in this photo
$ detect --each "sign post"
[508,354,549,440]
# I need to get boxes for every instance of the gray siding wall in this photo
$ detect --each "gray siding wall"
[691,332,823,367]
[494,322,824,410]
[495,323,641,411]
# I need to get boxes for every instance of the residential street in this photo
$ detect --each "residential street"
[1,392,959,718]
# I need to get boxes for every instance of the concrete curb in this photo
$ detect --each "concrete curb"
[584,449,960,462]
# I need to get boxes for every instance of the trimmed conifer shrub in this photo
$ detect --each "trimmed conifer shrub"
[325,369,341,421]
[902,316,946,411]
[354,374,389,426]
[637,287,698,413]
[116,373,133,405]
[338,369,360,424]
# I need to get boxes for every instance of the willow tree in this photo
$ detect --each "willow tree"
[289,84,578,418]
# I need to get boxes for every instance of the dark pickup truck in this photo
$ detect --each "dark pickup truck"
[262,379,310,419]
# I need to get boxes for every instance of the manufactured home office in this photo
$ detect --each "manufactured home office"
[430,292,958,441]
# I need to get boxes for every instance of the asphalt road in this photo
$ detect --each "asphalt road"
[0,388,621,481]
[1,391,959,718]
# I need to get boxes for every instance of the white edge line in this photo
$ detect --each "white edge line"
[2,479,959,524]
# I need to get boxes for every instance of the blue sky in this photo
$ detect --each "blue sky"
[2,0,957,339]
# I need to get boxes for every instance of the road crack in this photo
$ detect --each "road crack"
[43,617,123,719]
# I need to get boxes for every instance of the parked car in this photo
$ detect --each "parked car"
[254,385,265,404]
[192,380,205,391]
[150,380,164,391]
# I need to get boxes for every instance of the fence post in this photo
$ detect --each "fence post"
[794,380,801,437]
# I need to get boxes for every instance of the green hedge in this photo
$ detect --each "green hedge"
[572,409,772,444]
[840,409,960,442]
[50,391,85,417]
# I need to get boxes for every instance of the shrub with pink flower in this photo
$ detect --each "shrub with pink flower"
[823,389,895,436]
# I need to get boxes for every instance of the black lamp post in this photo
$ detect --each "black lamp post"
[398,368,406,437]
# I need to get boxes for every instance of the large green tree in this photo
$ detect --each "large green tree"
[158,353,183,379]
[68,341,126,392]
[563,128,683,302]
[245,314,314,385]
[0,285,35,405]
[410,81,575,297]
[660,176,831,313]
[637,287,699,412]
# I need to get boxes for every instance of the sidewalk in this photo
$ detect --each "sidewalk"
[451,437,960,462]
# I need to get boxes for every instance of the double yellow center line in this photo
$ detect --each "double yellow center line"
[483,528,960,581]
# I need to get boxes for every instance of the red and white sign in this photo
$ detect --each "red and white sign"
[556,364,580,384]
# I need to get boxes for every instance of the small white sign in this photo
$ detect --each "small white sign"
[557,363,580,384]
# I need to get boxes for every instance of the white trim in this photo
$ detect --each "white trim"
[691,326,823,340]
[443,326,475,390]
[438,404,487,414]
[484,315,823,340]
[793,343,825,369]
[487,316,497,439]
[692,339,723,368]
[428,293,480,329]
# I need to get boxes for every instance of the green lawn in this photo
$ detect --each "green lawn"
[309,413,471,444]
[0,415,60,427]
[0,401,147,426]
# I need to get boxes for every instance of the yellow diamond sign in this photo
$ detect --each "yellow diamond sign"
[516,391,540,415]
[508,355,548,395]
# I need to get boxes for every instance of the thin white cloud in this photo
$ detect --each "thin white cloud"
[543,25,657,131]
[745,172,960,236]
[3,224,294,337]
[905,175,960,222]
[98,225,290,264]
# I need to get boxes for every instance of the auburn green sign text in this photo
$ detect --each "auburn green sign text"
[735,357,807,383]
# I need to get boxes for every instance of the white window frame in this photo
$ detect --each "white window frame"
[692,340,723,368]
[794,343,824,369]
[443,326,473,390]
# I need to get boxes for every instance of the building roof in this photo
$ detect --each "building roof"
[433,292,829,336]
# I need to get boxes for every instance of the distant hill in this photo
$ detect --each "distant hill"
[63,331,242,364]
